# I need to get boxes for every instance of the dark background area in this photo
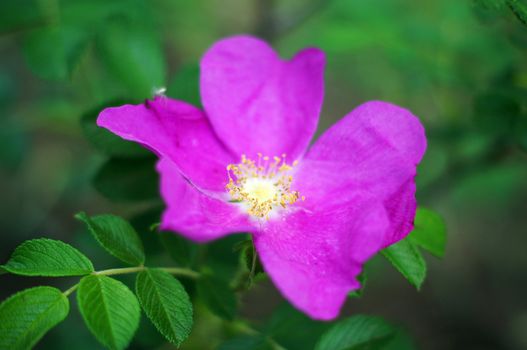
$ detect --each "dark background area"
[1,0,527,349]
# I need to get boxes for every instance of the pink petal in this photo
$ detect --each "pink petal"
[97,96,235,193]
[254,197,389,320]
[200,35,325,160]
[157,158,254,242]
[294,100,426,246]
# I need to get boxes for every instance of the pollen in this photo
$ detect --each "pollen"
[226,153,302,219]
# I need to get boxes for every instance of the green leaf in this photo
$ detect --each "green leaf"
[382,238,427,290]
[473,0,507,10]
[409,208,447,258]
[348,272,367,298]
[135,268,193,346]
[77,275,140,350]
[96,18,166,98]
[75,212,145,266]
[2,238,94,276]
[508,0,527,26]
[0,286,69,350]
[0,0,51,34]
[159,232,197,267]
[22,24,89,81]
[80,101,150,157]
[166,63,201,106]
[197,273,237,320]
[315,315,397,350]
[93,157,159,202]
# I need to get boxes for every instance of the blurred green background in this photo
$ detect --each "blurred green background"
[1,0,527,349]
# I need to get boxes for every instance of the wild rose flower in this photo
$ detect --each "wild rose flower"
[97,35,426,320]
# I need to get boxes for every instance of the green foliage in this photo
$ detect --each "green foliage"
[264,303,331,349]
[0,120,28,171]
[75,212,145,265]
[314,315,398,350]
[22,24,88,80]
[197,273,237,320]
[93,157,159,202]
[166,63,201,106]
[135,268,193,346]
[348,272,367,298]
[0,0,51,34]
[81,101,150,157]
[473,91,519,136]
[96,18,166,98]
[2,238,94,276]
[474,0,527,26]
[382,238,427,290]
[507,0,527,25]
[217,335,271,350]
[240,243,265,279]
[409,208,447,258]
[77,274,140,350]
[159,232,197,267]
[0,286,69,350]
[380,208,447,289]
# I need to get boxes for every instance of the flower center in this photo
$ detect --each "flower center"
[226,153,303,219]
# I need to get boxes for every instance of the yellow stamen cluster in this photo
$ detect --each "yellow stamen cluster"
[226,153,303,219]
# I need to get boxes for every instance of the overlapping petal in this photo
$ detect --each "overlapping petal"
[293,100,426,246]
[97,96,234,192]
[157,158,255,242]
[201,35,325,160]
[254,196,389,320]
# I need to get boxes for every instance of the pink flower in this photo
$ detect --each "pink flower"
[97,35,426,320]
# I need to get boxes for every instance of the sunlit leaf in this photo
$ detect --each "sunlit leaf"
[409,208,447,258]
[2,238,93,276]
[77,275,140,350]
[315,315,397,350]
[135,268,193,346]
[75,212,145,266]
[0,286,69,350]
[382,238,427,290]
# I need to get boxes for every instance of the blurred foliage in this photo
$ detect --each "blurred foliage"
[1,0,527,349]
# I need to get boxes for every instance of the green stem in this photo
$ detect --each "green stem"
[94,266,199,279]
[247,243,258,288]
[62,283,78,297]
[158,267,200,279]
[62,266,199,297]
[94,266,145,276]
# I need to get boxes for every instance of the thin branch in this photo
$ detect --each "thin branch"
[61,266,199,297]
[62,283,78,297]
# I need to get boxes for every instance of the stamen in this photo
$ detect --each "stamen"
[226,153,302,219]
